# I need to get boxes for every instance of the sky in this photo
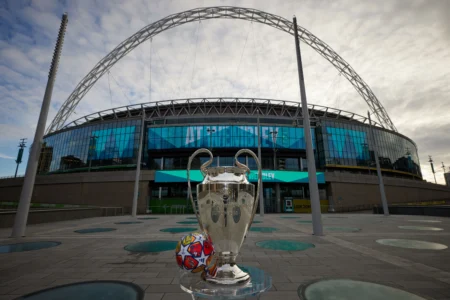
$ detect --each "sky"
[0,0,449,184]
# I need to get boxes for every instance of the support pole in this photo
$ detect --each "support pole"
[132,108,146,217]
[293,16,323,235]
[14,164,20,178]
[11,13,68,237]
[368,112,389,216]
[257,108,264,217]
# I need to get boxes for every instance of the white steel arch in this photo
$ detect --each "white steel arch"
[47,6,397,133]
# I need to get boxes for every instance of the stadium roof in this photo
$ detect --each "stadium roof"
[61,98,383,130]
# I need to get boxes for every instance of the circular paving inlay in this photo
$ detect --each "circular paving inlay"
[176,221,198,225]
[256,240,315,251]
[20,280,143,299]
[408,220,442,223]
[160,227,197,233]
[114,222,143,225]
[298,279,427,300]
[249,227,278,232]
[75,228,116,234]
[399,226,443,231]
[325,227,360,232]
[0,241,61,254]
[137,217,159,220]
[125,240,178,253]
[376,239,447,250]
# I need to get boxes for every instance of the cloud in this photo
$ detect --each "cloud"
[0,153,15,160]
[0,0,449,185]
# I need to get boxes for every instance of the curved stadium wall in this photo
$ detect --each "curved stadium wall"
[38,99,421,179]
[30,99,431,214]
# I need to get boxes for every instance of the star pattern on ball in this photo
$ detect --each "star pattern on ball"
[175,232,215,273]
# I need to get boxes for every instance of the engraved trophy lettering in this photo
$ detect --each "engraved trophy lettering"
[187,148,261,285]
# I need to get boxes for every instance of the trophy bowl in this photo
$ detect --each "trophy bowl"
[187,148,261,285]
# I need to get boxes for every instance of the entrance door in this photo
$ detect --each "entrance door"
[264,187,276,213]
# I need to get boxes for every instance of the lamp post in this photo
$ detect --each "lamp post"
[269,131,280,213]
[88,136,98,172]
[257,108,264,217]
[269,131,278,169]
[368,112,389,215]
[11,13,68,238]
[361,142,370,175]
[293,16,323,235]
[207,128,215,152]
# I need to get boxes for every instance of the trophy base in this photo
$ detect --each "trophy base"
[202,264,251,285]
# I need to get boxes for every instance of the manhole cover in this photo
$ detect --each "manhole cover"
[115,222,143,225]
[177,221,198,225]
[376,239,447,250]
[160,227,197,233]
[298,279,427,300]
[138,217,159,220]
[256,240,315,251]
[249,227,278,232]
[124,240,178,253]
[280,216,301,219]
[325,227,360,232]
[399,226,443,231]
[75,228,116,234]
[18,280,143,299]
[298,220,313,224]
[408,220,441,223]
[0,241,61,254]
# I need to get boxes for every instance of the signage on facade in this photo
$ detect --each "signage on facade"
[155,170,325,184]
[148,125,315,150]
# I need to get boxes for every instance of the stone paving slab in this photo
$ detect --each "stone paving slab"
[0,213,449,299]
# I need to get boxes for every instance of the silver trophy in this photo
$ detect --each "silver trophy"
[187,148,261,285]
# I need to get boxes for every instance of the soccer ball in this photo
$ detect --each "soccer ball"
[175,232,215,274]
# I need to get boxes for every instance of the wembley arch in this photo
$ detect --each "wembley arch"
[47,6,397,133]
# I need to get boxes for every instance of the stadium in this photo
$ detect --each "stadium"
[2,7,450,218]
[6,96,444,215]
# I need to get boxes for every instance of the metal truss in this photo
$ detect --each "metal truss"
[47,6,396,134]
[58,98,384,131]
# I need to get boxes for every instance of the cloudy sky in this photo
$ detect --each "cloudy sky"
[0,0,449,184]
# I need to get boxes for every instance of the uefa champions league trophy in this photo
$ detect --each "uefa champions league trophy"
[187,148,261,285]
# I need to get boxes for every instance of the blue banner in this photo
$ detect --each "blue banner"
[148,125,315,150]
[155,170,325,184]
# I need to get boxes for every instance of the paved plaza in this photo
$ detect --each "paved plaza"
[0,213,449,299]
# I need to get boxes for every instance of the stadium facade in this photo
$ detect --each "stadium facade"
[27,98,437,214]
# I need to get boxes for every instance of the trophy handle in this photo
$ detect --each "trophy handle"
[187,148,214,231]
[234,149,262,229]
